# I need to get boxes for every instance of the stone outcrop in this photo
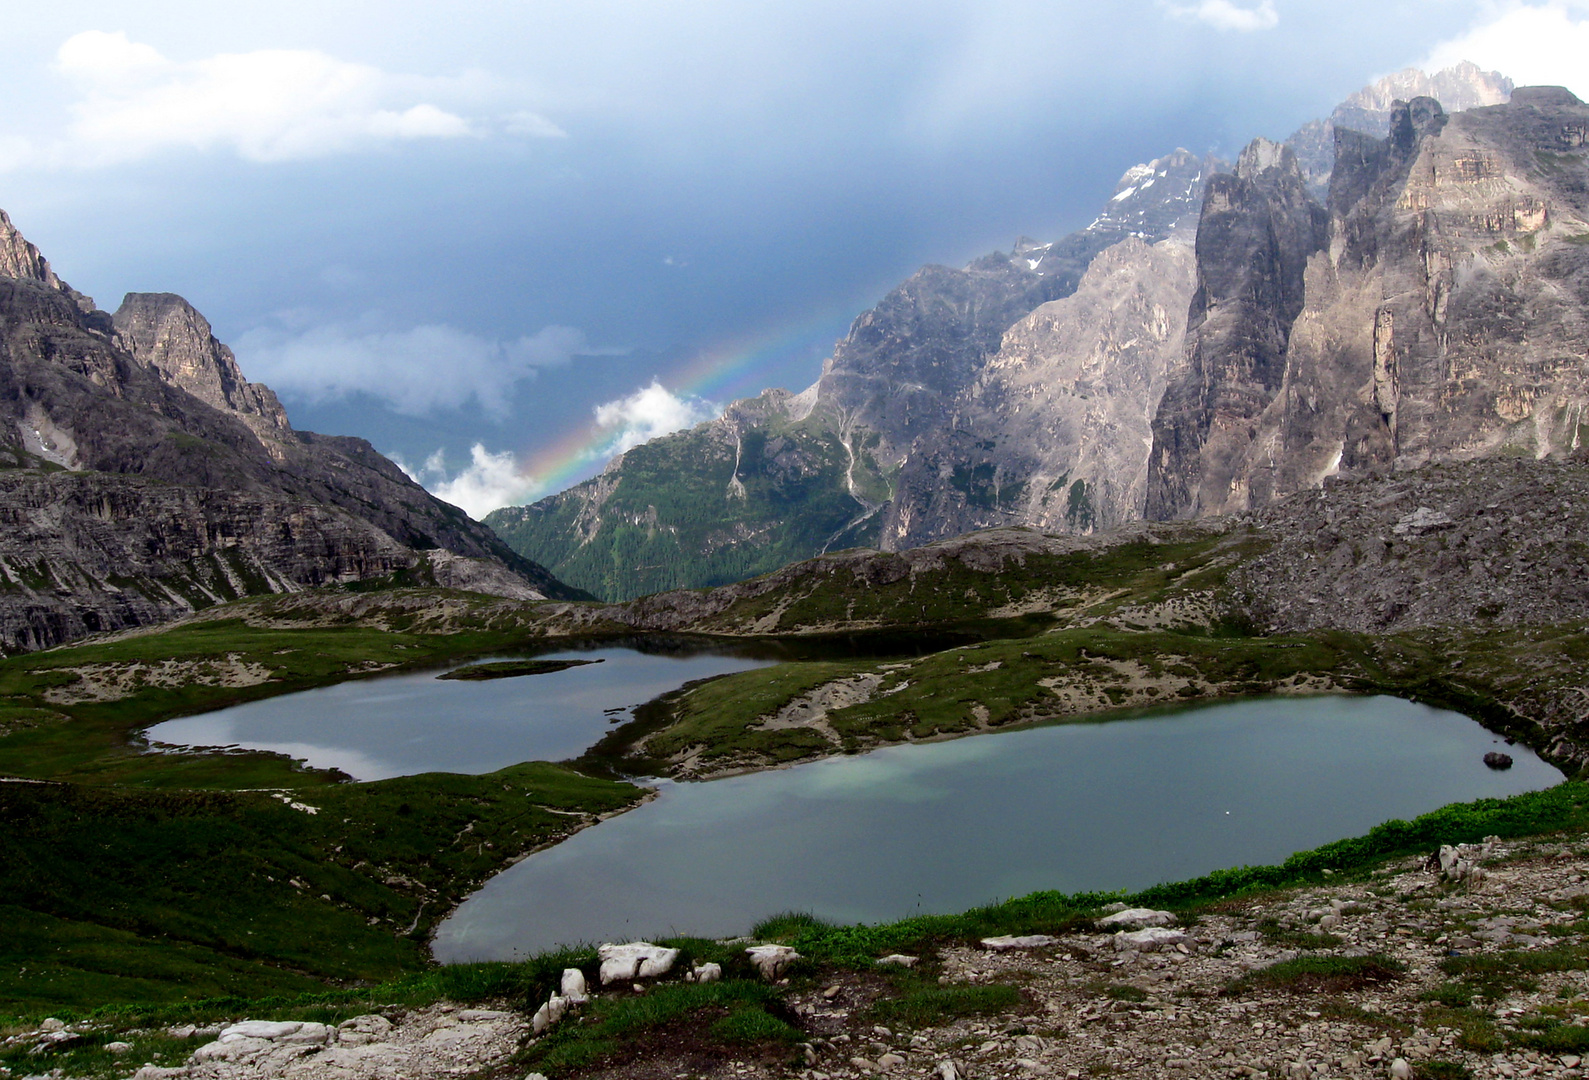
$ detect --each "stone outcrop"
[0,212,582,651]
[883,232,1197,546]
[1146,138,1331,519]
[490,150,1219,599]
[1288,62,1513,199]
[112,292,292,446]
[1151,87,1589,521]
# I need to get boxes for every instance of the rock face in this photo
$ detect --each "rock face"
[882,232,1197,547]
[1146,139,1331,519]
[1150,87,1589,520]
[0,213,581,651]
[494,70,1587,604]
[112,292,292,446]
[1287,62,1513,199]
[490,150,1219,600]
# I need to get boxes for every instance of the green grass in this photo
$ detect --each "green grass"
[1421,1006,1503,1053]
[1415,1062,1475,1080]
[1224,954,1405,995]
[521,980,797,1076]
[1440,944,1589,1001]
[0,763,642,1008]
[867,983,1025,1027]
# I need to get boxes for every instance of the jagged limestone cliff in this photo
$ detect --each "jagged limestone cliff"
[489,150,1218,600]
[1149,88,1589,519]
[0,214,582,652]
[492,70,1587,603]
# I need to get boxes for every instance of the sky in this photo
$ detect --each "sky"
[1,1,1586,518]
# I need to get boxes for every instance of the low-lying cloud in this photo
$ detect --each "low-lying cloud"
[237,322,594,418]
[397,445,540,520]
[1164,0,1279,32]
[591,380,720,458]
[399,380,720,519]
[2,30,563,168]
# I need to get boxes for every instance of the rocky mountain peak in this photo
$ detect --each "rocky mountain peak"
[111,292,292,444]
[1388,95,1448,155]
[0,210,96,313]
[1079,148,1222,245]
[1336,61,1512,126]
[1289,63,1511,199]
[1235,137,1295,181]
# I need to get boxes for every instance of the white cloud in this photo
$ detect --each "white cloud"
[237,322,596,418]
[5,30,563,168]
[397,444,540,520]
[393,379,721,517]
[1164,0,1279,32]
[591,379,720,457]
[1422,3,1589,98]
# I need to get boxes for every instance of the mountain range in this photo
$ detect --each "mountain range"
[0,217,582,652]
[486,63,1589,604]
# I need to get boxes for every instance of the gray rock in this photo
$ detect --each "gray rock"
[1098,908,1177,928]
[598,942,680,983]
[981,935,1059,951]
[560,967,589,1001]
[746,943,802,979]
[1113,927,1189,952]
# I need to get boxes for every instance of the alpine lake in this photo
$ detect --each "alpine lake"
[146,639,1562,960]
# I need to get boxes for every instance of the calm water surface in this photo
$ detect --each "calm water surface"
[432,694,1559,960]
[144,646,770,779]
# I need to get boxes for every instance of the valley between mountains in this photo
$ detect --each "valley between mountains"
[2,60,1589,1080]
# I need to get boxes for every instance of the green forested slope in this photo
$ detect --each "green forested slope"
[487,413,891,601]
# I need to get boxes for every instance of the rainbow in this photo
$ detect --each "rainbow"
[511,303,859,501]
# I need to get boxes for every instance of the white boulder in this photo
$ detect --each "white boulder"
[1112,927,1188,952]
[980,935,1058,951]
[337,1014,394,1046]
[1097,908,1176,928]
[220,1020,305,1042]
[598,942,680,983]
[687,961,723,983]
[532,994,572,1035]
[877,954,919,968]
[746,944,802,980]
[560,967,589,1002]
[193,1036,274,1062]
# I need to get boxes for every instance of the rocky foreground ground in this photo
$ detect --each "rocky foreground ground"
[11,835,1589,1080]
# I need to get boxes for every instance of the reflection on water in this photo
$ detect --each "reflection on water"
[432,695,1560,959]
[144,646,770,780]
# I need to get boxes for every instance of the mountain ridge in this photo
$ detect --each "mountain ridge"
[0,215,586,652]
[489,63,1580,604]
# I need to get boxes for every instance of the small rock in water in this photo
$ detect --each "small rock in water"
[1484,751,1514,770]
